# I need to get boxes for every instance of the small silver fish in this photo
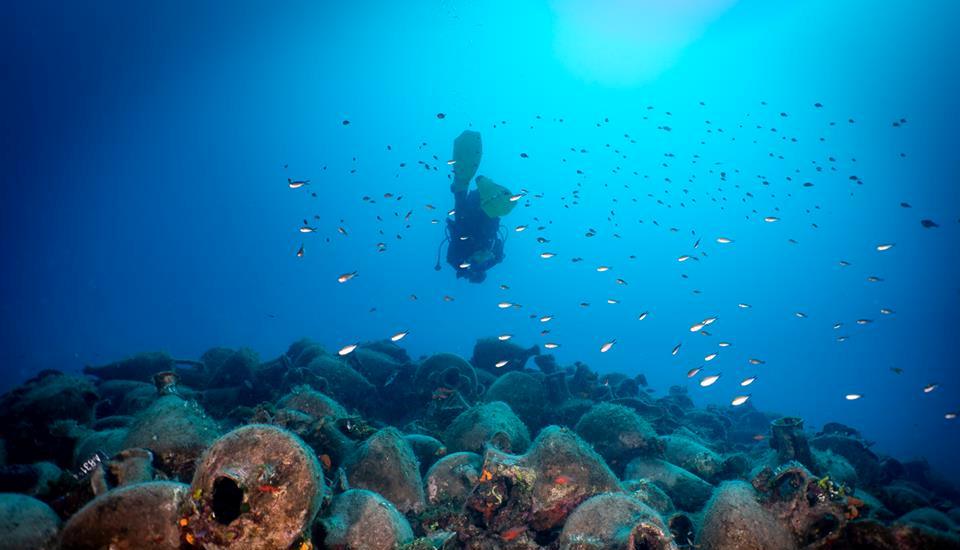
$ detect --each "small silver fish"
[288,178,310,189]
[383,370,399,387]
[700,374,721,387]
[337,271,358,283]
[731,395,750,406]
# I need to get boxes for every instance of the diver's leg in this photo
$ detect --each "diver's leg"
[452,190,467,216]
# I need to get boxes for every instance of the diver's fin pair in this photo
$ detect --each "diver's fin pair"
[450,130,516,218]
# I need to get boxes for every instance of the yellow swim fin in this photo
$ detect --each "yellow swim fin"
[451,130,481,193]
[476,175,516,218]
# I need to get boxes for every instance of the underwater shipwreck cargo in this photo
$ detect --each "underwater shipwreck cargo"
[770,416,818,474]
[59,481,190,549]
[0,338,957,549]
[318,489,415,549]
[698,480,797,550]
[0,493,61,549]
[184,424,324,549]
[343,427,426,514]
[121,394,221,481]
[558,493,677,549]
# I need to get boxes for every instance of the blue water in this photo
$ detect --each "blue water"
[3,0,958,484]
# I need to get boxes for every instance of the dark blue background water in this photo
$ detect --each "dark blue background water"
[3,1,958,483]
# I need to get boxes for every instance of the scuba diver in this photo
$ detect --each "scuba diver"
[435,130,517,283]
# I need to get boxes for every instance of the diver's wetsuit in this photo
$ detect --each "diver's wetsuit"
[446,189,504,282]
